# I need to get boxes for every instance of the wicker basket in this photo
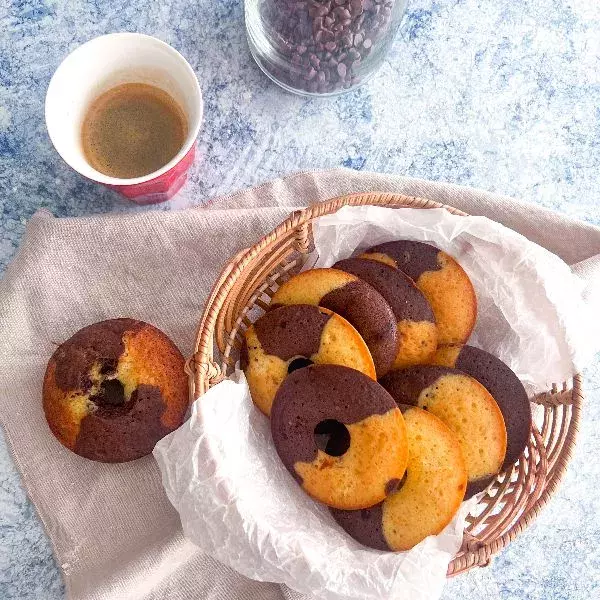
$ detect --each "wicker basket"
[187,192,582,577]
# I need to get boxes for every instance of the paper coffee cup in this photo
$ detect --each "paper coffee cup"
[45,32,203,205]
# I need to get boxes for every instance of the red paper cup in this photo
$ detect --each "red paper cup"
[45,33,203,205]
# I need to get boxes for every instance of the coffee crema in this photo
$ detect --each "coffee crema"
[81,82,187,179]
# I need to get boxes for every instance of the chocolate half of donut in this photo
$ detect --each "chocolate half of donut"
[364,240,442,281]
[317,278,398,378]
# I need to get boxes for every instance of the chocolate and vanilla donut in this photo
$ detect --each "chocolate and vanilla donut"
[43,318,188,463]
[331,406,467,551]
[242,304,376,416]
[270,268,398,377]
[271,365,408,510]
[428,344,532,470]
[381,365,506,498]
[361,241,477,345]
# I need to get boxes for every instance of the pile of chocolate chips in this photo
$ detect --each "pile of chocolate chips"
[259,0,397,94]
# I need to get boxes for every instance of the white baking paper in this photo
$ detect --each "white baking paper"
[154,205,599,600]
[311,206,599,392]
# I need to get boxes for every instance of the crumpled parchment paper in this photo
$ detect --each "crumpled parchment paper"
[311,206,598,392]
[155,206,599,600]
[155,370,478,600]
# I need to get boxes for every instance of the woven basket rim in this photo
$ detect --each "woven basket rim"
[190,193,466,361]
[189,191,582,579]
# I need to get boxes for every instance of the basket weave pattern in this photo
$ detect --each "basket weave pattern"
[188,193,582,576]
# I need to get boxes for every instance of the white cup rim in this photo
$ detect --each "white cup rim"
[45,32,203,186]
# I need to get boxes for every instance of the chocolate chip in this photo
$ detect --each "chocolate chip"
[91,379,126,408]
[252,0,400,94]
[99,359,118,376]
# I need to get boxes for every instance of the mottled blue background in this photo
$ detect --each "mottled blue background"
[1,0,599,599]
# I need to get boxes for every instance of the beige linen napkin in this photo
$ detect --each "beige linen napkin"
[1,169,599,600]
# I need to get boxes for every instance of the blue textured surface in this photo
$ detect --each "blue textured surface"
[1,1,599,599]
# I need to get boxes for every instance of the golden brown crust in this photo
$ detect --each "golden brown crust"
[244,326,290,416]
[393,320,438,369]
[416,253,477,345]
[359,252,397,268]
[428,344,532,472]
[426,344,463,367]
[294,409,408,510]
[271,268,357,305]
[416,373,506,483]
[381,407,467,550]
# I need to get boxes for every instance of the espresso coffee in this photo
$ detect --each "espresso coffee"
[81,83,187,179]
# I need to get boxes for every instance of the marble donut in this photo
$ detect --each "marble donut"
[331,406,467,551]
[333,257,438,369]
[270,268,398,378]
[43,318,188,463]
[428,344,532,473]
[380,365,507,499]
[360,240,477,345]
[241,304,376,416]
[270,364,408,510]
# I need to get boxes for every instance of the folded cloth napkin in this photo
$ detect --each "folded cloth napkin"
[1,168,599,600]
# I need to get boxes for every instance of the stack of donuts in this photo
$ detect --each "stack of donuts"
[242,240,532,552]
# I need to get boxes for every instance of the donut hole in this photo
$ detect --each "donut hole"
[314,419,350,457]
[91,379,126,409]
[288,357,314,374]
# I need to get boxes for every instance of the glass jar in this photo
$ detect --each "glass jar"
[245,0,407,97]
